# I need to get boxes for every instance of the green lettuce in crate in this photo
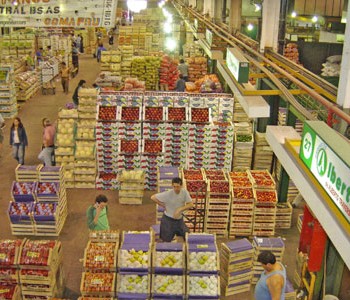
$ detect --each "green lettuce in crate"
[237,134,252,142]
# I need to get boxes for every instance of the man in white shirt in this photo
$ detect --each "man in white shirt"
[151,177,193,242]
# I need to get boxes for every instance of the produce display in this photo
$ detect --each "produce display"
[0,284,19,299]
[81,272,115,294]
[19,240,58,266]
[255,190,278,203]
[233,188,254,200]
[204,169,226,181]
[118,273,148,293]
[84,242,117,270]
[144,107,164,121]
[208,180,230,193]
[183,169,203,180]
[119,249,149,269]
[190,107,210,123]
[249,170,275,188]
[143,139,163,153]
[283,43,300,64]
[98,106,117,121]
[131,56,161,90]
[167,107,187,121]
[153,251,183,269]
[188,252,218,271]
[8,202,32,222]
[159,55,178,91]
[0,66,17,119]
[75,141,95,158]
[186,56,207,82]
[0,240,23,266]
[11,182,36,202]
[188,275,219,296]
[33,203,57,221]
[36,182,58,196]
[120,139,139,153]
[120,106,140,121]
[185,180,206,193]
[153,274,183,295]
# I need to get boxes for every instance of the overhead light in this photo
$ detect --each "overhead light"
[247,23,254,31]
[291,11,297,18]
[163,22,172,34]
[127,0,147,13]
[12,0,18,5]
[165,37,177,51]
[312,15,318,22]
[254,3,261,12]
[158,1,165,8]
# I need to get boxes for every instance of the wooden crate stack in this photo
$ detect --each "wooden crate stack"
[186,233,220,299]
[155,167,179,224]
[15,164,41,182]
[233,102,250,123]
[275,202,293,229]
[233,131,254,170]
[228,171,254,238]
[251,237,285,284]
[80,231,119,299]
[34,166,68,236]
[0,239,24,300]
[118,170,145,205]
[285,278,297,300]
[74,88,98,188]
[182,169,207,233]
[220,238,254,296]
[117,231,152,299]
[55,108,78,187]
[274,159,299,203]
[152,242,185,299]
[297,214,303,233]
[249,170,277,237]
[204,171,231,238]
[19,239,64,299]
[253,131,274,170]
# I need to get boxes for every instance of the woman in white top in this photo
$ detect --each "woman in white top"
[9,117,28,165]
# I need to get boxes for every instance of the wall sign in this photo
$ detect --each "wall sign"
[300,121,350,224]
[226,48,249,84]
[0,0,117,28]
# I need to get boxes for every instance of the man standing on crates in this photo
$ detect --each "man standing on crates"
[151,177,193,242]
[38,118,56,166]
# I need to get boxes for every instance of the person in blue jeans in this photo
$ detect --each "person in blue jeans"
[9,117,28,165]
[255,250,286,300]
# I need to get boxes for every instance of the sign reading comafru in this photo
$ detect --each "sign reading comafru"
[300,121,350,224]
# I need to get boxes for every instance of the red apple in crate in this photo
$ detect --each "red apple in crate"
[121,107,140,121]
[145,107,163,121]
[120,139,139,153]
[144,140,162,153]
[191,108,209,122]
[168,107,186,121]
[99,106,116,120]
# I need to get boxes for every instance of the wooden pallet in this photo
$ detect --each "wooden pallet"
[119,196,143,205]
[10,222,35,236]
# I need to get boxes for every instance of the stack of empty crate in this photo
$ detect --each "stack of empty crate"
[155,166,179,224]
[152,242,185,299]
[251,237,285,284]
[233,131,254,170]
[204,170,231,238]
[118,170,145,205]
[117,231,152,299]
[253,131,274,170]
[249,170,277,237]
[186,233,220,300]
[228,171,255,238]
[275,202,293,229]
[220,238,254,296]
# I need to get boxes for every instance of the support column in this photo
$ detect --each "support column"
[260,0,280,53]
[213,0,224,23]
[228,0,242,33]
[337,0,350,109]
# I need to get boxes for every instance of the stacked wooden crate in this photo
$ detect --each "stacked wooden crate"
[253,131,274,170]
[275,202,293,229]
[0,239,23,300]
[249,170,277,237]
[297,214,303,233]
[117,231,152,299]
[182,169,207,233]
[15,164,41,182]
[228,171,254,238]
[274,160,299,203]
[80,231,119,299]
[186,233,220,300]
[204,170,230,238]
[118,170,145,205]
[19,239,64,299]
[233,131,254,170]
[152,242,185,299]
[220,238,254,296]
[155,167,179,224]
[251,237,285,284]
[34,166,68,236]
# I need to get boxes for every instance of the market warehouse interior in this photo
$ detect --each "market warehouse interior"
[0,0,349,299]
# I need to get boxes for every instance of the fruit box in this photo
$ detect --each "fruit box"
[118,106,142,122]
[0,239,24,267]
[8,202,33,223]
[118,139,142,154]
[0,268,19,283]
[247,169,276,189]
[118,246,151,272]
[35,182,60,198]
[189,107,212,123]
[187,274,220,299]
[142,139,164,154]
[143,95,160,107]
[207,180,231,194]
[117,272,150,298]
[11,181,36,202]
[152,242,185,273]
[80,272,116,297]
[0,284,21,300]
[33,202,57,222]
[89,230,120,243]
[151,273,185,298]
[97,105,118,121]
[143,106,166,122]
[253,189,278,204]
[166,107,188,122]
[83,240,118,271]
[234,133,254,147]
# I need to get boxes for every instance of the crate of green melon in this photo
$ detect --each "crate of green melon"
[234,132,254,147]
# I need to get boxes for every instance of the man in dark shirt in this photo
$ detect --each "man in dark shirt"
[175,74,186,92]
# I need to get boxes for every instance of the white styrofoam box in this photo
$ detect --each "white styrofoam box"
[189,96,206,108]
[158,96,174,107]
[143,96,159,107]
[173,96,190,108]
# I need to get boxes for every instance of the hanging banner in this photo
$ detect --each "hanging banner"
[300,121,350,225]
[0,0,117,28]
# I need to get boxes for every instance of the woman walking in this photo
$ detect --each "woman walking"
[9,117,28,165]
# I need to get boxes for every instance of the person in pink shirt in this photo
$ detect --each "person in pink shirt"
[38,118,56,166]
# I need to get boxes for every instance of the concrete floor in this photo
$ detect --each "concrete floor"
[0,53,303,299]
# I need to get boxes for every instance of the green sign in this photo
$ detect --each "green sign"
[226,48,249,84]
[205,29,213,46]
[300,121,350,224]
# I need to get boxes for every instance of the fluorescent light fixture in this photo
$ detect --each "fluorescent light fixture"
[165,37,177,51]
[312,15,318,23]
[158,1,165,8]
[163,22,172,34]
[247,23,254,31]
[291,11,297,18]
[254,3,261,12]
[127,0,147,13]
